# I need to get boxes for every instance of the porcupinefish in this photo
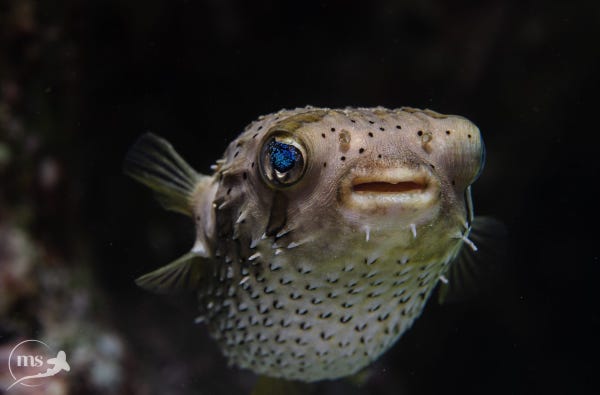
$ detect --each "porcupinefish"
[124,106,492,382]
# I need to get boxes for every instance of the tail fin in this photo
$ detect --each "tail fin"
[124,133,201,216]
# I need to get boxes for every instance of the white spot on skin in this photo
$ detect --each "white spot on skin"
[275,248,284,256]
[439,275,449,284]
[410,223,417,238]
[239,276,250,286]
[194,316,205,324]
[248,252,261,261]
[365,226,370,242]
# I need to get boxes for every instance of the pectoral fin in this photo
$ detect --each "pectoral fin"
[136,251,209,293]
[438,216,508,304]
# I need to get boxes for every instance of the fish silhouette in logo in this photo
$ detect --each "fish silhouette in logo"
[8,350,70,390]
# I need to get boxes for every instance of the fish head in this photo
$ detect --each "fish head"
[249,108,484,239]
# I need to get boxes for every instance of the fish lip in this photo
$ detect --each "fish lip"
[340,165,440,211]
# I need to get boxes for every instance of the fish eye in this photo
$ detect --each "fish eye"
[259,133,307,187]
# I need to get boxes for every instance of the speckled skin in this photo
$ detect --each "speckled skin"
[158,107,484,381]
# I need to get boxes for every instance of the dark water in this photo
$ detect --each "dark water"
[1,1,597,394]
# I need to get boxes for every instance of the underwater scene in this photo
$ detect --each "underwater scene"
[0,1,598,394]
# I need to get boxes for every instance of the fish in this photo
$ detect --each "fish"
[124,106,493,383]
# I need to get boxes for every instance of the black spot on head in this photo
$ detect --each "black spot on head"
[379,127,385,131]
[242,172,247,180]
[226,187,232,195]
[451,180,456,186]
[368,132,374,137]
[258,126,263,130]
[252,133,258,139]
[323,162,327,167]
[251,161,255,168]
[468,134,472,138]
[446,130,451,135]
[321,133,326,138]
[417,130,423,136]
[350,119,356,123]
[340,156,346,161]
[234,151,240,158]
[368,120,375,124]
[430,164,435,169]
[396,125,402,129]
[359,148,365,154]
[330,127,336,132]
[378,154,382,159]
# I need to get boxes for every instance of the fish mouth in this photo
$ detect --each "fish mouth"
[341,166,440,214]
[352,180,427,194]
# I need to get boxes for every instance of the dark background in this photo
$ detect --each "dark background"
[1,0,598,394]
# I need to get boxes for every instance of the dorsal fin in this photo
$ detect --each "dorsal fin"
[124,133,206,216]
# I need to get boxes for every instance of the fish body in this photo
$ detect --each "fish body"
[125,106,486,382]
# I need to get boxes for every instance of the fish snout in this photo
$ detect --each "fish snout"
[339,166,441,223]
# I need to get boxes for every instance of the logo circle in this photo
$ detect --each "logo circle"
[8,339,52,388]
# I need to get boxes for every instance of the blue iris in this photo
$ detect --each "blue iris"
[269,141,299,172]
